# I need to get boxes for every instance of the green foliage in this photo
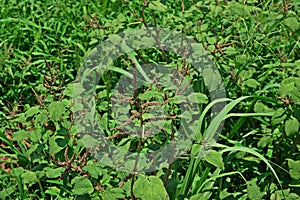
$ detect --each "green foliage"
[133,176,169,199]
[287,159,300,180]
[71,177,94,195]
[1,0,300,199]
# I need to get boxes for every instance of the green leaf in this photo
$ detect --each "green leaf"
[169,95,187,104]
[102,188,124,200]
[219,145,282,190]
[63,83,74,97]
[188,92,208,104]
[272,108,286,125]
[117,13,126,22]
[229,2,251,17]
[270,189,299,200]
[133,176,169,200]
[207,37,216,44]
[83,165,103,179]
[204,150,224,170]
[254,101,274,113]
[285,117,299,137]
[278,81,295,96]
[21,170,39,186]
[0,186,15,199]
[191,144,201,157]
[36,112,48,125]
[142,113,155,120]
[48,101,66,121]
[278,77,300,104]
[12,130,28,141]
[81,134,98,148]
[209,5,223,17]
[25,106,40,117]
[71,83,85,98]
[124,45,151,83]
[13,167,24,176]
[239,68,255,80]
[287,159,300,180]
[62,119,71,129]
[29,128,42,142]
[71,176,94,195]
[45,186,60,196]
[243,78,261,88]
[49,136,63,155]
[247,180,263,200]
[243,156,261,163]
[149,1,167,12]
[108,65,133,79]
[257,135,272,148]
[139,90,162,101]
[225,46,237,55]
[284,17,299,32]
[14,113,27,124]
[45,167,64,178]
[190,192,212,200]
[180,110,195,120]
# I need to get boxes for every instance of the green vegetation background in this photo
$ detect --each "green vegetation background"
[0,0,300,199]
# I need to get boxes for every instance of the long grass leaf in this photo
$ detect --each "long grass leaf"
[219,146,283,190]
[202,96,250,142]
[107,65,134,79]
[121,43,151,83]
[195,171,247,194]
[197,98,232,139]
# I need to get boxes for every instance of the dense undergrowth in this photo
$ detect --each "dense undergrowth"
[1,0,300,199]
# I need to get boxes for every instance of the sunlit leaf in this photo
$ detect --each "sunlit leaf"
[284,17,299,32]
[149,1,167,12]
[133,176,169,200]
[247,180,263,200]
[287,159,300,180]
[48,101,66,121]
[204,150,224,170]
[285,117,299,137]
